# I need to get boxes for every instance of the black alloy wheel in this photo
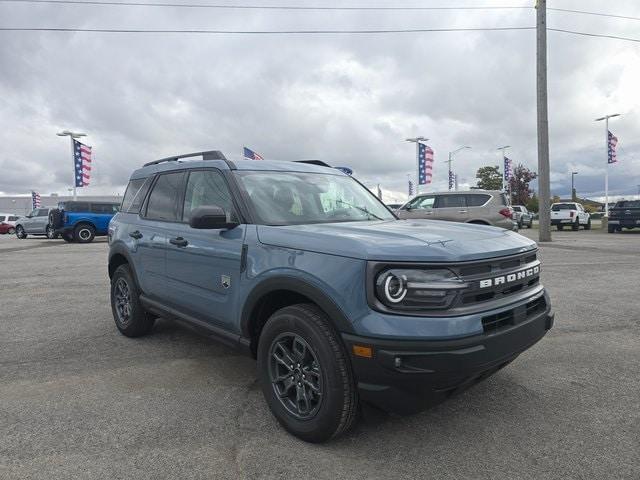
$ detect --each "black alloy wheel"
[268,332,323,420]
[15,225,27,239]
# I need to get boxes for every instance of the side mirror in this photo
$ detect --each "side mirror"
[189,206,237,230]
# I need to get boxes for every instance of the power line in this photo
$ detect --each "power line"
[0,26,537,34]
[0,0,534,10]
[548,7,640,22]
[548,28,640,43]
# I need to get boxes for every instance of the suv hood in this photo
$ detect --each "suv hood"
[257,219,536,262]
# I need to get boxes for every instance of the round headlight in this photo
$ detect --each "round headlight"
[377,271,408,303]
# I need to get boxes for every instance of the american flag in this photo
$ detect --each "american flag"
[31,191,41,209]
[504,156,513,181]
[408,179,415,197]
[73,139,92,187]
[448,170,455,190]
[243,146,264,160]
[608,131,618,164]
[418,143,434,185]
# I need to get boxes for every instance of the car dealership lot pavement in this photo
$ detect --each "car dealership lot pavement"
[1,230,639,480]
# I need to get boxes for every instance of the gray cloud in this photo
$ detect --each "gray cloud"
[0,0,638,201]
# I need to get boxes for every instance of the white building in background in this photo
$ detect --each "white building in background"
[0,194,122,216]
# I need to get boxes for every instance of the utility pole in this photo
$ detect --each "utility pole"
[595,113,620,217]
[406,137,428,195]
[57,130,87,200]
[536,0,551,242]
[446,146,471,191]
[571,171,578,201]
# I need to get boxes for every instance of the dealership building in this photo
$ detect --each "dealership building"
[0,195,122,216]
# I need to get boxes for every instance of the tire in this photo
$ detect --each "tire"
[74,223,95,243]
[584,218,591,230]
[62,232,74,243]
[571,220,579,231]
[15,225,27,239]
[517,220,523,229]
[45,224,59,239]
[556,225,564,231]
[110,264,155,337]
[7,227,15,235]
[527,220,533,229]
[608,225,616,233]
[257,304,358,443]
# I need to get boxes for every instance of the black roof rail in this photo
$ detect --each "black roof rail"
[294,160,332,168]
[143,150,227,167]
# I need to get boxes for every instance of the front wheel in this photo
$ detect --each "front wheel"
[110,264,155,337]
[557,225,564,231]
[608,225,616,233]
[527,220,533,229]
[15,225,27,239]
[584,218,591,230]
[257,304,358,443]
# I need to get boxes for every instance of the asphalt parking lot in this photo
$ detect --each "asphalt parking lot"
[1,228,639,479]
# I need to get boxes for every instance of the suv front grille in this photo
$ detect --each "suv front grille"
[482,295,547,333]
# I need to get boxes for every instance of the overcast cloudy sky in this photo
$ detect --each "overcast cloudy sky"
[1,0,639,202]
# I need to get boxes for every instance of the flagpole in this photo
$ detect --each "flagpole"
[595,113,620,218]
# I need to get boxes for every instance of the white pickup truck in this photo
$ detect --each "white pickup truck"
[550,202,591,231]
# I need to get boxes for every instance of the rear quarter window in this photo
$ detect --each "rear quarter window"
[121,177,152,213]
[465,194,491,207]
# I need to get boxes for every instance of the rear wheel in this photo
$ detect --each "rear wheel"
[110,264,155,337]
[608,225,616,233]
[15,225,27,239]
[257,304,358,443]
[527,220,533,228]
[74,224,95,243]
[571,220,580,231]
[45,224,58,239]
[557,225,564,231]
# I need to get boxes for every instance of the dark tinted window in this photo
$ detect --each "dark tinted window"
[465,194,491,207]
[36,208,50,217]
[0,216,5,222]
[552,203,575,211]
[91,203,120,213]
[615,200,640,208]
[121,177,151,213]
[436,195,466,208]
[8,216,18,221]
[183,170,235,222]
[63,202,90,212]
[145,172,183,221]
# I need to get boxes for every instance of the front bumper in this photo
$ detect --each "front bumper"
[342,305,553,414]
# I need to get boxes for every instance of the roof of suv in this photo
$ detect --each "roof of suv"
[130,158,344,180]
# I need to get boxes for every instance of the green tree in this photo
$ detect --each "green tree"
[526,194,539,213]
[508,164,538,205]
[475,166,503,190]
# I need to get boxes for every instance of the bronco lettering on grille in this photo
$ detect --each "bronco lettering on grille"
[479,265,540,288]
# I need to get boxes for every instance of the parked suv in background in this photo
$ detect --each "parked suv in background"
[512,205,533,229]
[0,213,19,235]
[608,200,640,233]
[396,190,516,230]
[14,208,58,239]
[50,201,120,243]
[550,202,591,231]
[108,151,553,442]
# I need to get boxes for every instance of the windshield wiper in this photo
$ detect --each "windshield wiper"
[336,199,383,221]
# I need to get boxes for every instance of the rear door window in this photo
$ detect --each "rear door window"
[435,195,466,208]
[465,194,491,207]
[8,216,18,221]
[144,172,184,221]
[0,216,5,222]
[36,208,50,217]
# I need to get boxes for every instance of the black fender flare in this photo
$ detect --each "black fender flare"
[240,276,355,337]
[107,243,142,290]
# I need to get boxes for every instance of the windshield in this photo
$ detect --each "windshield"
[234,171,395,225]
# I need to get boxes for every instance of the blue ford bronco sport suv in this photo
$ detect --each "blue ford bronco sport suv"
[50,200,120,243]
[108,151,553,442]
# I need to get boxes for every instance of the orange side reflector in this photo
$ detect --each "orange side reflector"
[352,345,373,358]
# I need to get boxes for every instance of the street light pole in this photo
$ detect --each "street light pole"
[571,171,578,201]
[594,114,620,217]
[446,146,471,191]
[406,137,428,194]
[57,130,87,200]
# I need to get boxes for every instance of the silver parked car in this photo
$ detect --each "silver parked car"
[396,190,516,230]
[512,205,533,229]
[14,207,59,239]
